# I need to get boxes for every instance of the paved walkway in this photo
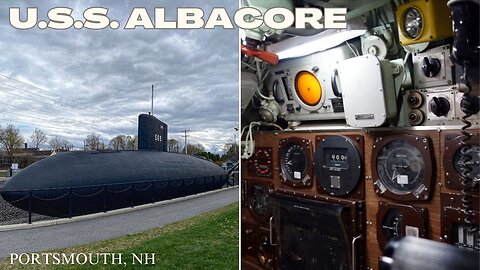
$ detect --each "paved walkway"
[0,187,238,259]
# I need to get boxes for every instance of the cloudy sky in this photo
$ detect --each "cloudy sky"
[0,1,239,153]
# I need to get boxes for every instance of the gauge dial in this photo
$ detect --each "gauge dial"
[249,185,270,217]
[295,71,322,106]
[453,145,480,182]
[381,208,404,244]
[281,142,308,183]
[376,140,425,194]
[253,148,273,177]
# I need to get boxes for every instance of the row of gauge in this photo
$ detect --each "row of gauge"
[247,130,478,199]
[241,129,479,270]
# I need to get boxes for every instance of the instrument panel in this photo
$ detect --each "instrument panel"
[240,128,476,270]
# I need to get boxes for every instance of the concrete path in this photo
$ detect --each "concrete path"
[0,187,238,259]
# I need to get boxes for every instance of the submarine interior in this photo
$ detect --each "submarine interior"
[240,0,479,270]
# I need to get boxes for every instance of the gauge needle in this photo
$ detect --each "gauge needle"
[392,168,399,181]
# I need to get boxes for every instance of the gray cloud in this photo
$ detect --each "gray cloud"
[0,1,239,152]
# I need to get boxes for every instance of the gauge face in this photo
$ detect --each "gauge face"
[453,145,480,181]
[253,148,273,177]
[381,208,404,243]
[281,142,308,182]
[314,135,363,197]
[376,140,425,194]
[403,7,423,39]
[249,185,269,217]
[295,71,322,106]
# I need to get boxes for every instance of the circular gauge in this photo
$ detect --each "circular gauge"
[281,142,308,183]
[453,145,480,181]
[381,208,404,244]
[249,184,270,217]
[314,135,363,197]
[253,148,273,177]
[403,7,423,39]
[376,140,425,194]
[295,71,322,106]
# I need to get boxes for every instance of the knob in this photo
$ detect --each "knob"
[460,95,480,115]
[422,57,441,77]
[429,97,450,117]
[407,92,423,109]
[408,109,425,126]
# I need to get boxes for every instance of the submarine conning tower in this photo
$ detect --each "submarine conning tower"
[138,113,168,151]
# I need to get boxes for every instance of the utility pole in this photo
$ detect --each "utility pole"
[181,129,190,154]
[151,84,154,116]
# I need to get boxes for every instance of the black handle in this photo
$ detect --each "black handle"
[331,68,342,97]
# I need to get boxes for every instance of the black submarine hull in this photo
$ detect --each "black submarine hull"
[0,150,228,217]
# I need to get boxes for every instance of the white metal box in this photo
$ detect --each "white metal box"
[337,55,397,127]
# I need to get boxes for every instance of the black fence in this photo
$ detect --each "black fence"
[0,173,238,225]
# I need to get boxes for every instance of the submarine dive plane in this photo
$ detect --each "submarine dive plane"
[0,114,228,217]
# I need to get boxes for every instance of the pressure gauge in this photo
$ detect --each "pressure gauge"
[295,71,322,106]
[453,145,480,182]
[279,137,312,187]
[403,8,423,39]
[376,140,425,194]
[372,134,433,201]
[381,208,404,243]
[253,147,273,177]
[443,132,480,190]
[249,184,271,217]
[377,202,428,249]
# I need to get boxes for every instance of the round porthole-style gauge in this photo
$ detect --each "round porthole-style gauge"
[253,147,273,178]
[248,184,272,218]
[372,134,433,201]
[376,202,428,249]
[443,133,480,190]
[294,71,322,106]
[279,137,312,188]
[314,135,363,197]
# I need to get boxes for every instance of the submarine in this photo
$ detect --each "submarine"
[0,114,228,217]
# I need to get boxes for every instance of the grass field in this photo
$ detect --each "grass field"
[1,203,239,269]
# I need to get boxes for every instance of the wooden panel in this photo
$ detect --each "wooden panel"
[241,128,455,270]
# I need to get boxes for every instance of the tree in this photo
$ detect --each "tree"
[109,135,127,150]
[84,133,102,150]
[182,143,205,155]
[221,142,239,161]
[0,124,24,158]
[49,136,73,151]
[168,138,181,153]
[29,128,48,149]
[126,135,138,150]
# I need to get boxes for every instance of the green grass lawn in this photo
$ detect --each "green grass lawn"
[1,203,239,269]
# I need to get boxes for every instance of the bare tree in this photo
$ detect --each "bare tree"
[126,135,138,150]
[0,124,24,158]
[222,142,239,161]
[49,136,73,151]
[168,138,180,153]
[109,135,127,150]
[29,128,48,149]
[183,143,205,155]
[85,133,102,150]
